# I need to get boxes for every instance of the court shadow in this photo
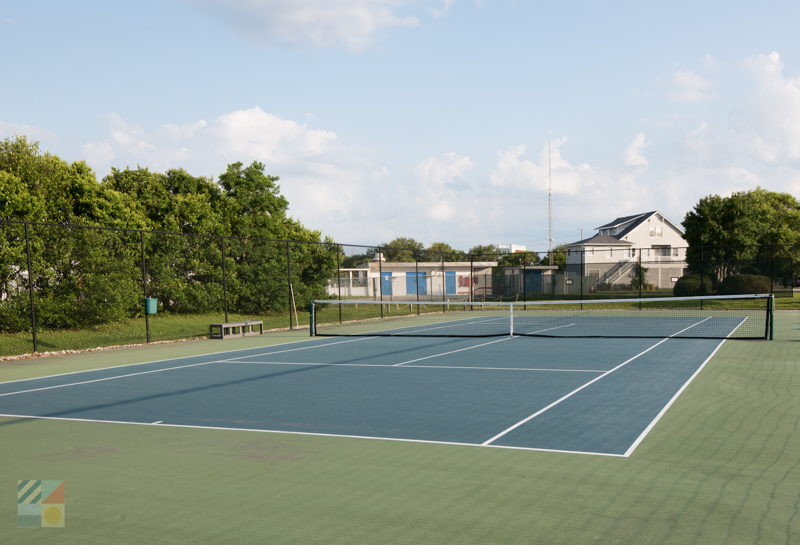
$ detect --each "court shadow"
[0,363,329,428]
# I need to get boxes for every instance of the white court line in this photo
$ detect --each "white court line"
[392,336,516,366]
[369,314,509,336]
[220,335,377,362]
[0,413,626,457]
[0,337,380,398]
[0,335,356,386]
[391,323,578,366]
[514,323,576,335]
[481,316,713,446]
[227,360,607,373]
[622,315,749,457]
[0,360,225,398]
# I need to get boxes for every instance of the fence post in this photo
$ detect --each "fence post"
[441,252,446,308]
[286,241,293,330]
[415,252,420,313]
[336,245,342,323]
[638,249,643,308]
[522,253,527,307]
[770,244,775,295]
[139,230,150,344]
[220,236,229,323]
[469,254,474,307]
[580,249,584,308]
[378,247,384,318]
[700,246,705,310]
[23,221,38,353]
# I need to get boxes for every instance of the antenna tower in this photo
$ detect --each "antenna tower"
[547,132,553,265]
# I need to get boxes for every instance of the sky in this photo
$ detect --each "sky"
[3,1,800,251]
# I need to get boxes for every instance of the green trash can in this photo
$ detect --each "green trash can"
[145,297,158,315]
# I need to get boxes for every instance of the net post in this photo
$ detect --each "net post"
[509,303,514,336]
[768,294,774,340]
[309,301,316,336]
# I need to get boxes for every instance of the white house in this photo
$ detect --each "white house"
[566,211,687,290]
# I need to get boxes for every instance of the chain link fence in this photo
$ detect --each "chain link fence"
[1,219,796,357]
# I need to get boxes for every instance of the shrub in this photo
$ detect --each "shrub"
[673,274,714,297]
[717,274,771,295]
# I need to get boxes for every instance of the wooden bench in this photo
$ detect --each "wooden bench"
[209,320,263,339]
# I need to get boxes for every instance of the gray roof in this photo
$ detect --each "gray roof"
[594,212,654,230]
[569,234,633,246]
[567,210,684,247]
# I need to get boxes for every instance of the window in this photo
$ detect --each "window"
[628,248,636,258]
[606,248,613,258]
[655,246,670,257]
[642,248,650,258]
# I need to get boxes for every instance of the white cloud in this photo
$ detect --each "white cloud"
[78,107,387,240]
[81,107,337,175]
[669,70,713,103]
[189,0,450,50]
[485,139,658,242]
[216,107,336,162]
[623,133,650,168]
[738,51,800,161]
[489,139,593,196]
[0,121,58,147]
[413,151,473,221]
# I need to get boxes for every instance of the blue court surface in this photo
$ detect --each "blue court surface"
[0,334,729,456]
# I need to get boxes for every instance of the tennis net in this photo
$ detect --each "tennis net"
[310,294,773,340]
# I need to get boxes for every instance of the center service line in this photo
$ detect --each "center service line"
[392,336,516,366]
[481,316,713,446]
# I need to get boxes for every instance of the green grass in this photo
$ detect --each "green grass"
[0,312,798,544]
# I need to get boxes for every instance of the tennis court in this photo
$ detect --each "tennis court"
[0,321,736,456]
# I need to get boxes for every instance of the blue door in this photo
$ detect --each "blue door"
[445,271,456,295]
[406,272,427,295]
[381,272,392,296]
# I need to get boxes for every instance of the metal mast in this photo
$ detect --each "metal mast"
[548,131,553,265]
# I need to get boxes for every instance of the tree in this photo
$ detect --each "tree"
[379,237,424,262]
[683,188,800,285]
[215,161,335,313]
[630,263,652,290]
[0,137,146,328]
[468,244,500,257]
[105,167,225,313]
[425,241,466,261]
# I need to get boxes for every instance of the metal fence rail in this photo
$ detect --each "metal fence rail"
[1,219,795,357]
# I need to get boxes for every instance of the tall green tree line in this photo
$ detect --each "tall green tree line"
[0,136,336,330]
[682,188,800,287]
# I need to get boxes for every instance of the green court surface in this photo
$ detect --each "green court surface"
[1,312,799,544]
